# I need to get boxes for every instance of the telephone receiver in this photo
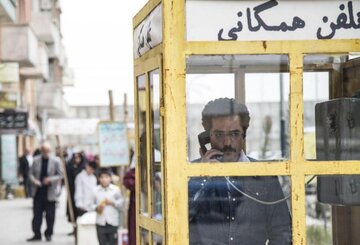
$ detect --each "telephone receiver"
[198,131,223,161]
[198,131,210,155]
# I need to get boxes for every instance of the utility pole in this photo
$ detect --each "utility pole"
[108,90,115,121]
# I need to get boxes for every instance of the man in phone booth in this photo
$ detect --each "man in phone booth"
[188,98,292,245]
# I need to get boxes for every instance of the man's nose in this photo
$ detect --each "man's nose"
[224,135,232,145]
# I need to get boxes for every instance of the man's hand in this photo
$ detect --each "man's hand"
[43,177,51,186]
[200,148,223,162]
[33,179,42,187]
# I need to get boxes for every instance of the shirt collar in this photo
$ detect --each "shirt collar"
[100,185,111,191]
[238,150,250,162]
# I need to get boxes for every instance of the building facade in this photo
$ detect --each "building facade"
[0,0,72,186]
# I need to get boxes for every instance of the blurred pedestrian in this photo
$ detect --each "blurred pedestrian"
[27,142,63,242]
[94,168,123,245]
[18,148,33,198]
[33,148,41,157]
[66,145,75,162]
[74,161,97,216]
[123,156,136,245]
[66,151,87,235]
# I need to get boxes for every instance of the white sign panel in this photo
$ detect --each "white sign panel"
[134,4,162,58]
[1,135,17,184]
[98,122,129,167]
[186,0,360,41]
[46,118,100,135]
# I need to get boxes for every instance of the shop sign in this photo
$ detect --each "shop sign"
[186,0,360,41]
[0,110,28,133]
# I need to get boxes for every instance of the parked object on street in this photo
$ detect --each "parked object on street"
[77,211,99,245]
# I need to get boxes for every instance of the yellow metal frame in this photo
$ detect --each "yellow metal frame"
[134,53,164,244]
[133,0,360,244]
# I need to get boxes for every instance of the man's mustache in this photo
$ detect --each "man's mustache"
[221,146,236,153]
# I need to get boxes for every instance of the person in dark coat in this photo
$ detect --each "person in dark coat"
[65,151,86,233]
[18,148,33,197]
[27,142,63,242]
[123,165,136,245]
[188,98,292,245]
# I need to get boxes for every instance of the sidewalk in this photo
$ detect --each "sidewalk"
[0,189,74,245]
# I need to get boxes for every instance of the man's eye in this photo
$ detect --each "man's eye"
[230,132,241,137]
[214,132,224,137]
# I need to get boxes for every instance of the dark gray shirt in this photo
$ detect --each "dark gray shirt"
[188,167,291,245]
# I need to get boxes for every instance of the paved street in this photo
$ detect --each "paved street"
[0,190,74,245]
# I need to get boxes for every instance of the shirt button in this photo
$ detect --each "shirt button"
[201,183,204,186]
[232,198,236,201]
[256,192,259,196]
[231,217,235,220]
[230,237,234,241]
[226,216,229,219]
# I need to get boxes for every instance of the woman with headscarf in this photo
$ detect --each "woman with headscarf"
[66,151,87,235]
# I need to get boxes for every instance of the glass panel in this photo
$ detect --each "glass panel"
[188,175,292,244]
[137,74,148,215]
[140,228,149,245]
[245,73,290,160]
[150,69,162,220]
[306,174,360,244]
[305,175,332,245]
[152,233,163,245]
[303,54,360,162]
[304,54,360,244]
[303,71,330,160]
[186,55,290,162]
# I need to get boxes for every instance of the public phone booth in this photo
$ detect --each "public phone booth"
[133,0,360,244]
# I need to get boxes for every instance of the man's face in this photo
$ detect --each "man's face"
[41,146,51,159]
[209,115,244,162]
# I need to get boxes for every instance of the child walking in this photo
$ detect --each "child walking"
[93,168,123,245]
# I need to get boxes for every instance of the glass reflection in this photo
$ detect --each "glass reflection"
[189,175,292,244]
[140,228,149,245]
[306,176,332,245]
[150,69,162,220]
[152,233,163,245]
[137,75,148,214]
